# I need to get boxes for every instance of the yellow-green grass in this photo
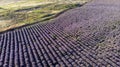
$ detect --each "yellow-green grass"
[0,0,89,32]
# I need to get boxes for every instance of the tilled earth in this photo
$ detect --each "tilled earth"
[0,0,120,67]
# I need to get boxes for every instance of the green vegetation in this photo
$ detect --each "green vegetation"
[0,0,89,32]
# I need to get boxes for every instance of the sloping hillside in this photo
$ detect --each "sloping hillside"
[0,0,120,67]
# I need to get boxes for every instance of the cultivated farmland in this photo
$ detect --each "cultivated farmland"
[0,0,120,67]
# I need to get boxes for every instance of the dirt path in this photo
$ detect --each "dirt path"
[0,0,120,67]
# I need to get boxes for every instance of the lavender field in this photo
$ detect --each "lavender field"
[0,0,120,67]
